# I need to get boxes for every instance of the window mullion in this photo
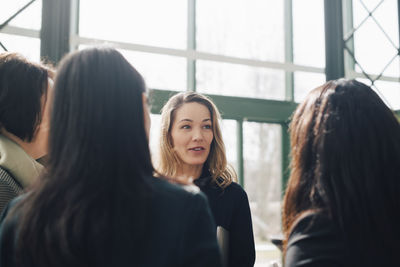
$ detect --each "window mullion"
[187,0,196,92]
[284,0,294,102]
[237,120,244,187]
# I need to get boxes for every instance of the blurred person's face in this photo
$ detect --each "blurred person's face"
[142,94,151,140]
[170,102,213,171]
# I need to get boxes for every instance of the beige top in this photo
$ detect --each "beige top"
[0,134,43,188]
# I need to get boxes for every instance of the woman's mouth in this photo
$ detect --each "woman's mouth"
[189,146,205,151]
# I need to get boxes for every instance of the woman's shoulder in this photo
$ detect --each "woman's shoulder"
[0,195,26,243]
[288,212,335,238]
[286,212,345,267]
[148,177,213,229]
[1,194,26,220]
[288,212,340,244]
[149,176,205,201]
[203,180,250,209]
[224,181,244,191]
[222,181,248,199]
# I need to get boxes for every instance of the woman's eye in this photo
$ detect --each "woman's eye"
[203,125,212,129]
[181,125,191,129]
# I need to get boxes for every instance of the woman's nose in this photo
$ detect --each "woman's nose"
[192,128,204,141]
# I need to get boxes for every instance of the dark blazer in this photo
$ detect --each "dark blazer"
[286,212,400,267]
[194,169,255,267]
[0,177,222,267]
[285,213,346,267]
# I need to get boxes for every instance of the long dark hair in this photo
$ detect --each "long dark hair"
[13,47,154,266]
[283,79,400,265]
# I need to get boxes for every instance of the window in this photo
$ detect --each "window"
[79,0,187,49]
[294,71,326,102]
[293,0,325,68]
[0,33,40,61]
[345,0,400,109]
[197,60,285,100]
[243,122,282,265]
[220,119,238,171]
[1,0,42,61]
[119,50,187,91]
[293,0,326,102]
[197,0,284,62]
[1,0,42,30]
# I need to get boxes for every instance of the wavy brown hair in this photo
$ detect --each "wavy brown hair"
[157,92,235,189]
[282,79,400,265]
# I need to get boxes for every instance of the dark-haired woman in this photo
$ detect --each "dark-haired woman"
[0,52,52,213]
[0,47,221,267]
[283,79,400,267]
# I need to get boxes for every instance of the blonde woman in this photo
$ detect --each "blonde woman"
[158,92,255,267]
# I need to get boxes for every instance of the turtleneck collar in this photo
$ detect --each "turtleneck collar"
[0,134,44,188]
[193,167,213,188]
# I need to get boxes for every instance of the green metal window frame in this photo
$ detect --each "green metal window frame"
[30,0,298,192]
[34,0,337,193]
[16,0,398,194]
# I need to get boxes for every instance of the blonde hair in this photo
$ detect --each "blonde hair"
[157,92,235,189]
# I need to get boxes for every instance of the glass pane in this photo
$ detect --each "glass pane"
[1,0,42,30]
[352,0,370,27]
[353,0,399,76]
[243,122,282,266]
[79,0,186,49]
[357,78,400,110]
[197,60,285,100]
[119,50,186,91]
[354,0,387,14]
[79,44,186,91]
[149,113,162,167]
[293,0,325,68]
[220,119,237,173]
[369,0,398,41]
[294,71,326,102]
[197,0,284,62]
[0,33,40,61]
[373,80,400,110]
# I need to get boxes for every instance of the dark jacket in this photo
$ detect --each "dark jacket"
[285,212,400,267]
[285,213,346,267]
[0,177,222,267]
[194,169,255,267]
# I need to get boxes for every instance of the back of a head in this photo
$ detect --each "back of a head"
[49,47,152,178]
[15,47,154,267]
[284,79,400,265]
[0,52,49,141]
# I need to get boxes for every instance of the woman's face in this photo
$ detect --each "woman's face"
[170,102,214,169]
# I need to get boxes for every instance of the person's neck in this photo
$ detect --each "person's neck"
[176,164,204,182]
[1,130,45,160]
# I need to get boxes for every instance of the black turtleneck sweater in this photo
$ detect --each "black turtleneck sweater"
[194,169,255,267]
